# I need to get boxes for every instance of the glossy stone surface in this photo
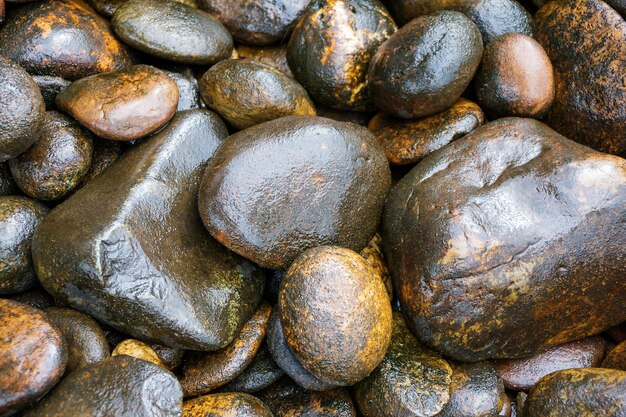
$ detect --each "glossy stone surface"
[221,344,284,393]
[383,117,626,361]
[111,339,165,368]
[32,109,266,350]
[237,45,292,78]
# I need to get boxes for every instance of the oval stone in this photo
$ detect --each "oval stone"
[198,115,391,270]
[287,0,397,111]
[369,11,483,118]
[0,299,66,416]
[0,56,46,162]
[0,196,49,294]
[535,0,626,154]
[9,111,94,201]
[32,109,266,350]
[56,65,178,141]
[23,355,183,417]
[0,0,135,80]
[383,117,626,361]
[200,59,316,130]
[112,0,233,65]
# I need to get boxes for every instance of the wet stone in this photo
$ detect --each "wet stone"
[475,33,554,119]
[183,393,272,417]
[198,115,391,270]
[6,287,54,310]
[80,139,122,186]
[524,368,626,417]
[200,59,316,130]
[112,0,233,65]
[535,0,626,154]
[220,344,284,393]
[0,56,46,162]
[383,117,626,361]
[315,106,372,127]
[237,45,293,78]
[0,196,49,294]
[46,307,110,374]
[359,233,393,300]
[279,246,392,386]
[353,313,453,417]
[56,65,179,141]
[150,344,184,371]
[112,339,165,368]
[287,0,397,111]
[368,98,485,165]
[32,75,72,110]
[23,355,183,417]
[32,109,266,350]
[197,0,311,46]
[602,340,626,371]
[0,163,18,196]
[181,302,271,397]
[495,336,608,391]
[0,0,135,80]
[9,111,94,201]
[369,11,483,119]
[0,299,67,416]
[162,68,204,111]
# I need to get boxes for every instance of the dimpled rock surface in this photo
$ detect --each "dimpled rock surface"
[0,0,134,80]
[32,109,265,351]
[0,196,49,294]
[279,246,392,386]
[524,368,626,417]
[112,0,233,65]
[535,0,626,154]
[23,355,183,417]
[199,115,391,270]
[353,313,453,417]
[200,59,315,130]
[287,0,397,111]
[383,117,626,361]
[0,56,45,162]
[0,299,67,416]
[56,65,179,141]
[197,0,311,45]
[369,11,483,119]
[183,393,273,417]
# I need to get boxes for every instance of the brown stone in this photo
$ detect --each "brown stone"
[368,99,485,165]
[0,299,67,416]
[279,246,392,386]
[112,339,165,368]
[495,337,608,391]
[181,303,271,397]
[183,393,272,417]
[535,0,626,154]
[603,340,626,371]
[80,139,122,186]
[220,344,284,393]
[475,33,555,119]
[56,65,178,141]
[237,45,293,78]
[360,233,393,300]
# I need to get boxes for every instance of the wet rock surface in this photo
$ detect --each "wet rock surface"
[32,109,265,350]
[603,340,626,371]
[183,392,273,417]
[237,45,293,78]
[383,117,626,361]
[221,344,284,393]
[111,339,164,368]
[198,115,391,270]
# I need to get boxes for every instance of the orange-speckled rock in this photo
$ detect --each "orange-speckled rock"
[475,33,554,119]
[0,0,135,80]
[524,368,626,417]
[368,99,485,165]
[495,336,608,391]
[383,117,626,361]
[603,340,626,371]
[182,393,272,417]
[181,303,271,397]
[359,233,393,300]
[279,246,392,386]
[56,65,178,141]
[287,0,397,111]
[0,299,67,416]
[535,0,626,154]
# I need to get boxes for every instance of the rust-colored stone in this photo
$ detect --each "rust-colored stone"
[182,393,272,417]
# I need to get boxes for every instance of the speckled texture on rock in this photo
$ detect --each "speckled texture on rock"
[383,117,626,361]
[198,115,391,270]
[32,109,266,351]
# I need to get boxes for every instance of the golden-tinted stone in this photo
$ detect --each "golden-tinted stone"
[182,393,272,417]
[359,233,393,300]
[112,339,165,368]
[603,340,626,371]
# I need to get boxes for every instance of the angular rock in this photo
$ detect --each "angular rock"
[198,115,391,270]
[535,0,626,154]
[0,0,135,80]
[383,117,626,361]
[23,355,183,417]
[32,109,266,350]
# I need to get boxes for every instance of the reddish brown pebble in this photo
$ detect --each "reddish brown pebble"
[603,340,626,371]
[495,336,608,391]
[475,33,555,119]
[0,299,67,416]
[56,65,179,141]
[368,98,485,165]
[279,246,392,386]
[181,303,272,397]
[182,392,272,417]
